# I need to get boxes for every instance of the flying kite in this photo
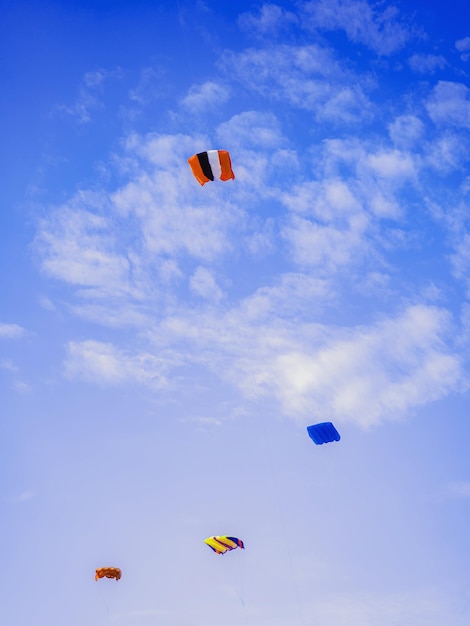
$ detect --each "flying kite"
[307,422,341,445]
[188,150,235,185]
[204,536,245,554]
[95,567,122,581]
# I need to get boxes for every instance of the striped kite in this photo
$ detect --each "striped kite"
[307,422,341,445]
[204,536,245,555]
[188,150,235,186]
[95,567,122,581]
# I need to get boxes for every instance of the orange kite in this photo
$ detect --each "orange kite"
[188,150,235,185]
[95,567,121,581]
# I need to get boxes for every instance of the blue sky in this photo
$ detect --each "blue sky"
[2,0,470,624]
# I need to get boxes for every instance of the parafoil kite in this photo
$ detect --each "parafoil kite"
[95,567,122,581]
[307,422,340,445]
[188,150,235,185]
[204,536,245,554]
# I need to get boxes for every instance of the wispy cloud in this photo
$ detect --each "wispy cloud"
[64,340,175,388]
[238,3,298,37]
[455,37,470,62]
[424,132,469,173]
[446,481,470,498]
[278,138,419,273]
[181,81,230,111]
[0,322,25,339]
[56,68,122,123]
[12,380,32,394]
[388,115,425,148]
[222,44,374,124]
[408,53,447,74]
[425,81,470,129]
[0,358,18,372]
[217,111,286,150]
[36,199,136,299]
[185,416,224,428]
[190,266,224,301]
[450,233,470,295]
[301,0,416,55]
[5,491,35,504]
[128,65,169,105]
[152,303,463,427]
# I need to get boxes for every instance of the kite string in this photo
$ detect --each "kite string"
[106,585,110,626]
[238,551,249,626]
[260,411,306,626]
[217,549,249,625]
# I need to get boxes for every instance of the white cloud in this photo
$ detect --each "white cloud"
[278,176,375,272]
[36,201,135,298]
[217,111,286,150]
[113,174,235,260]
[146,299,462,428]
[283,213,369,271]
[111,132,243,261]
[455,36,470,61]
[221,44,373,123]
[408,53,447,74]
[321,138,418,192]
[366,149,417,180]
[426,81,470,129]
[424,132,468,173]
[185,415,223,428]
[12,380,32,394]
[190,266,224,301]
[0,322,25,339]
[39,296,57,311]
[251,304,462,426]
[282,179,362,218]
[455,37,470,52]
[181,81,230,111]
[65,340,173,388]
[68,302,152,328]
[238,3,298,36]
[56,67,122,123]
[0,359,18,372]
[235,273,331,320]
[302,0,415,55]
[450,233,470,294]
[129,66,168,106]
[388,115,425,148]
[277,139,420,272]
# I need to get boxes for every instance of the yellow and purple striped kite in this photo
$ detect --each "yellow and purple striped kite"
[204,535,245,555]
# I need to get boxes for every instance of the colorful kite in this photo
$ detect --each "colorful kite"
[307,422,341,445]
[95,567,122,581]
[188,150,235,185]
[204,536,245,554]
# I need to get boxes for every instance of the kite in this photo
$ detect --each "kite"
[95,567,122,581]
[204,536,245,555]
[188,150,235,185]
[307,422,341,445]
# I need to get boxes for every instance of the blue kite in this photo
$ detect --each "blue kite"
[307,422,340,445]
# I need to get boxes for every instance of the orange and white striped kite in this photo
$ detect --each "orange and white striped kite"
[188,150,235,186]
